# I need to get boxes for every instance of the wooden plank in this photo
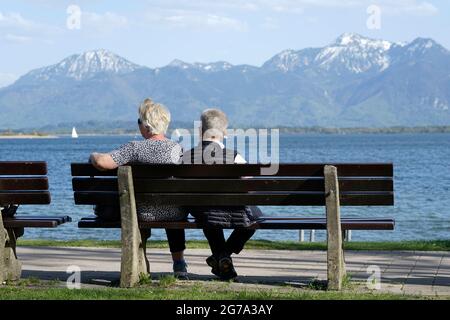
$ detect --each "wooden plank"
[0,177,49,191]
[324,165,345,291]
[77,217,395,230]
[78,218,121,228]
[2,219,59,228]
[72,177,393,193]
[0,162,47,175]
[340,192,394,206]
[72,178,118,191]
[133,164,394,177]
[0,191,51,205]
[71,164,117,177]
[74,192,120,206]
[339,179,393,192]
[71,163,393,178]
[259,216,394,222]
[256,220,395,230]
[5,215,72,225]
[73,191,393,206]
[134,178,393,192]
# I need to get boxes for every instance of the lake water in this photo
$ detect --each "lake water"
[1,133,449,242]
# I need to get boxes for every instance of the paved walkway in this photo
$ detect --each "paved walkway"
[16,246,450,296]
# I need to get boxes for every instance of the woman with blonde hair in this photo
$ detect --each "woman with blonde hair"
[89,98,188,279]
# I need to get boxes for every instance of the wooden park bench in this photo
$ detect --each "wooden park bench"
[0,161,71,282]
[71,163,395,290]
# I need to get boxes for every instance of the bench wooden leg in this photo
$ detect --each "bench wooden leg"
[118,166,150,288]
[1,213,22,283]
[140,229,151,274]
[324,165,346,291]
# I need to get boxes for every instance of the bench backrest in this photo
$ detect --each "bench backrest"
[71,163,393,207]
[0,161,51,206]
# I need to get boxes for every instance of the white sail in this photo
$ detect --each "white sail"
[71,127,78,138]
[172,129,181,141]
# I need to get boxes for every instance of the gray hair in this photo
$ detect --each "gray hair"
[138,98,171,135]
[200,108,228,140]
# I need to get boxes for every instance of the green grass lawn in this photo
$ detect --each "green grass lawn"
[17,239,450,251]
[0,279,441,300]
[5,240,449,300]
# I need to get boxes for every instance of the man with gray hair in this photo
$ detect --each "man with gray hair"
[182,108,258,281]
[184,108,246,165]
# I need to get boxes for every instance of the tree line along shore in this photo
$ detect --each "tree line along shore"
[1,125,450,137]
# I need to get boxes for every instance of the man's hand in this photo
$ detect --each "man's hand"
[89,153,118,171]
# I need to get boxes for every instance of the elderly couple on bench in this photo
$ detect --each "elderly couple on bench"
[90,98,261,281]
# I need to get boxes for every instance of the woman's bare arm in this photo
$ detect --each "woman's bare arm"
[89,152,118,171]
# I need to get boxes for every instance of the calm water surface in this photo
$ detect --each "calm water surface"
[1,133,449,242]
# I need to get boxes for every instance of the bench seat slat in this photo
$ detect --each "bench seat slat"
[77,217,394,230]
[0,177,49,191]
[0,162,47,175]
[0,191,51,205]
[10,215,72,223]
[3,215,72,228]
[256,220,394,230]
[72,177,393,193]
[71,163,393,178]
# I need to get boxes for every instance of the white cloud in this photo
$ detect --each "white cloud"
[0,73,18,88]
[82,11,129,33]
[249,0,438,15]
[380,1,439,16]
[0,10,129,43]
[143,0,260,12]
[142,0,438,17]
[261,17,279,30]
[145,10,247,31]
[0,11,63,43]
[145,0,359,12]
[0,11,36,29]
[4,33,32,44]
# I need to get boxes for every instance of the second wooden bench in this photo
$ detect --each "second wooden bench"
[0,161,71,283]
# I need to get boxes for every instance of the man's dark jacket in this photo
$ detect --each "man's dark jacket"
[181,141,261,228]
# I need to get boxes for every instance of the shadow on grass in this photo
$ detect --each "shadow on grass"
[21,269,318,289]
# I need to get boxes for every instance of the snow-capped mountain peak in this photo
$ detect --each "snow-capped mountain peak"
[193,61,233,72]
[387,37,449,64]
[26,49,141,81]
[262,48,318,72]
[168,59,192,69]
[335,32,364,45]
[168,59,233,72]
[264,49,300,72]
[315,33,393,73]
[263,33,394,74]
[334,32,391,50]
[405,37,448,54]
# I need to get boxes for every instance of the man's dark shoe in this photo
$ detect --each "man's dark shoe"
[218,256,237,281]
[173,260,189,280]
[206,255,220,277]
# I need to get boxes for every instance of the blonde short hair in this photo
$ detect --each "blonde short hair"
[138,98,171,135]
[200,108,228,140]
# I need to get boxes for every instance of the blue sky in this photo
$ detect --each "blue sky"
[0,0,449,87]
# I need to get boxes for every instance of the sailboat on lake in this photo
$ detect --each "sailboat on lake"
[71,127,78,138]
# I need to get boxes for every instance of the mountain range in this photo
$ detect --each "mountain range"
[1,33,449,129]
